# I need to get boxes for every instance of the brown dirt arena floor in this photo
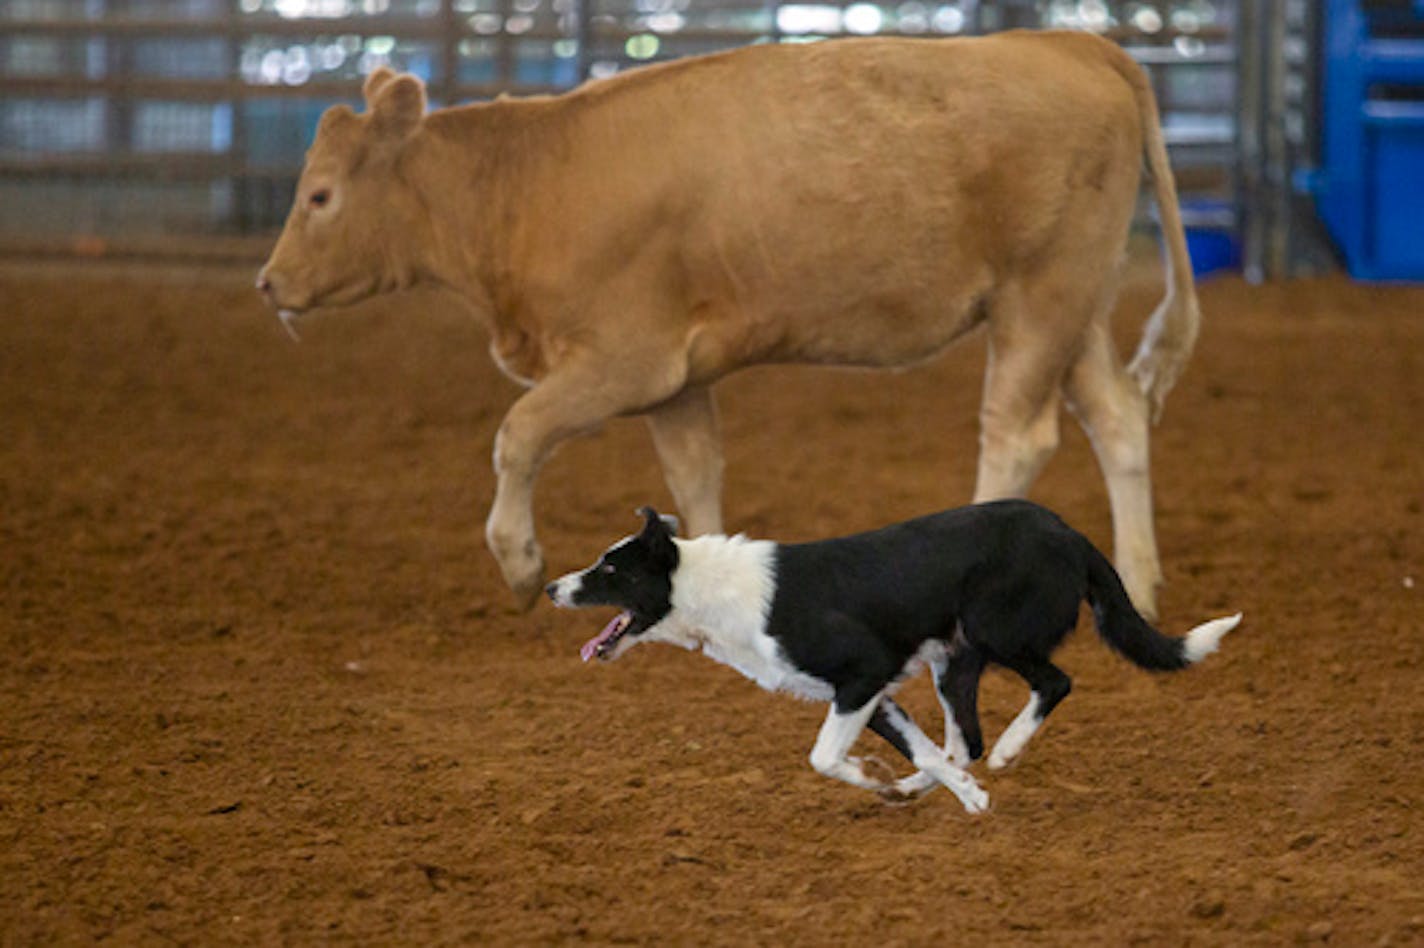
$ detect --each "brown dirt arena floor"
[2,260,1422,945]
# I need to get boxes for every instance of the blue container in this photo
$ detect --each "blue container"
[1185,228,1240,278]
[1363,101,1424,278]
[1313,0,1424,281]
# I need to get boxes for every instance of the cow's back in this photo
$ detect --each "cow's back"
[504,32,1146,371]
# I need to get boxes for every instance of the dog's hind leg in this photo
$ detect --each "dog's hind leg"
[882,644,989,799]
[986,657,1073,771]
[935,646,987,765]
[869,699,989,814]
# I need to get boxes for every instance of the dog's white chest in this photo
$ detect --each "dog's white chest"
[767,666,836,702]
[700,635,834,702]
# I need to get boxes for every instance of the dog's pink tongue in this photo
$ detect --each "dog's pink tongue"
[580,612,630,663]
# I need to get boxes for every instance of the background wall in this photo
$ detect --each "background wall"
[0,0,1323,277]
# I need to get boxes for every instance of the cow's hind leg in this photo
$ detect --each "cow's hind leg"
[1065,321,1162,618]
[644,384,724,537]
[487,358,684,609]
[869,698,989,813]
[985,656,1072,771]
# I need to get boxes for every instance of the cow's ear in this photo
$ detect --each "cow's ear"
[362,66,397,104]
[309,104,359,155]
[368,72,427,142]
[315,104,357,137]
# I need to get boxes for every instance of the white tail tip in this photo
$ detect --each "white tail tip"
[1183,612,1242,664]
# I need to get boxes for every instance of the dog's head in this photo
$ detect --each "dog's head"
[546,507,680,662]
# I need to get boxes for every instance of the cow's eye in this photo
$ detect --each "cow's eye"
[309,189,331,209]
[598,564,615,574]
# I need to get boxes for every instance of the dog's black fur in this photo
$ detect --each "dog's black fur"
[765,500,1196,756]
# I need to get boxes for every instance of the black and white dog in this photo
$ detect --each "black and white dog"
[546,501,1241,813]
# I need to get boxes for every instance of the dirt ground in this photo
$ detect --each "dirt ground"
[1,260,1421,945]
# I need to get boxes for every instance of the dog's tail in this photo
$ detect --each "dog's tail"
[1082,538,1241,670]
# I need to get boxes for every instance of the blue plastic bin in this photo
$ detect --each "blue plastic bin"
[1364,101,1424,278]
[1314,0,1424,281]
[1185,228,1240,278]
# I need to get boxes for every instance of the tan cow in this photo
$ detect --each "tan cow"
[258,31,1200,617]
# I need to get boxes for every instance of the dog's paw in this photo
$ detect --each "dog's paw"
[876,785,918,807]
[986,748,1016,771]
[894,771,938,797]
[951,779,990,815]
[878,777,936,807]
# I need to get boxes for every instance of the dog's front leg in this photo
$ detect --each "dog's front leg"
[870,700,989,814]
[807,696,894,793]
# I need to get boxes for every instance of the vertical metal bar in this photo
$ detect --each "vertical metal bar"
[105,0,133,236]
[496,0,515,86]
[1264,0,1289,278]
[227,0,251,234]
[1282,0,1326,278]
[441,0,461,105]
[977,0,999,34]
[766,0,783,44]
[1236,0,1267,284]
[574,0,593,83]
[105,0,132,154]
[962,0,982,35]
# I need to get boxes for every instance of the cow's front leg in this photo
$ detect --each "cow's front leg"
[644,384,724,537]
[486,358,682,610]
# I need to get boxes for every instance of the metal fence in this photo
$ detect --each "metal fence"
[0,0,1313,275]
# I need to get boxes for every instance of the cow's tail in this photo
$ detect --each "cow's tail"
[1082,535,1241,671]
[1105,45,1202,424]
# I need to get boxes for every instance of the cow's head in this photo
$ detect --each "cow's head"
[257,67,431,317]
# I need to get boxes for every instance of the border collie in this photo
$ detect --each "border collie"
[546,501,1241,813]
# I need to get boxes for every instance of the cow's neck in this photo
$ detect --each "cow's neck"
[410,100,559,384]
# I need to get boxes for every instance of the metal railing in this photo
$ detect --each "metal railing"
[0,0,1293,274]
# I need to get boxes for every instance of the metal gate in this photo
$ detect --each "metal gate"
[0,0,1308,276]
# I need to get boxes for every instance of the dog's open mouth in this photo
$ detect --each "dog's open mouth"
[580,611,633,663]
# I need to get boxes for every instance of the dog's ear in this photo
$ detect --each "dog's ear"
[635,506,679,568]
[635,506,680,537]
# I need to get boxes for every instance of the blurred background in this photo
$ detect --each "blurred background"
[1,0,1421,283]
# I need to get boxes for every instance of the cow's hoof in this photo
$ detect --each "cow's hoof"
[508,582,542,613]
[488,533,545,613]
[505,566,547,613]
[1121,569,1162,623]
